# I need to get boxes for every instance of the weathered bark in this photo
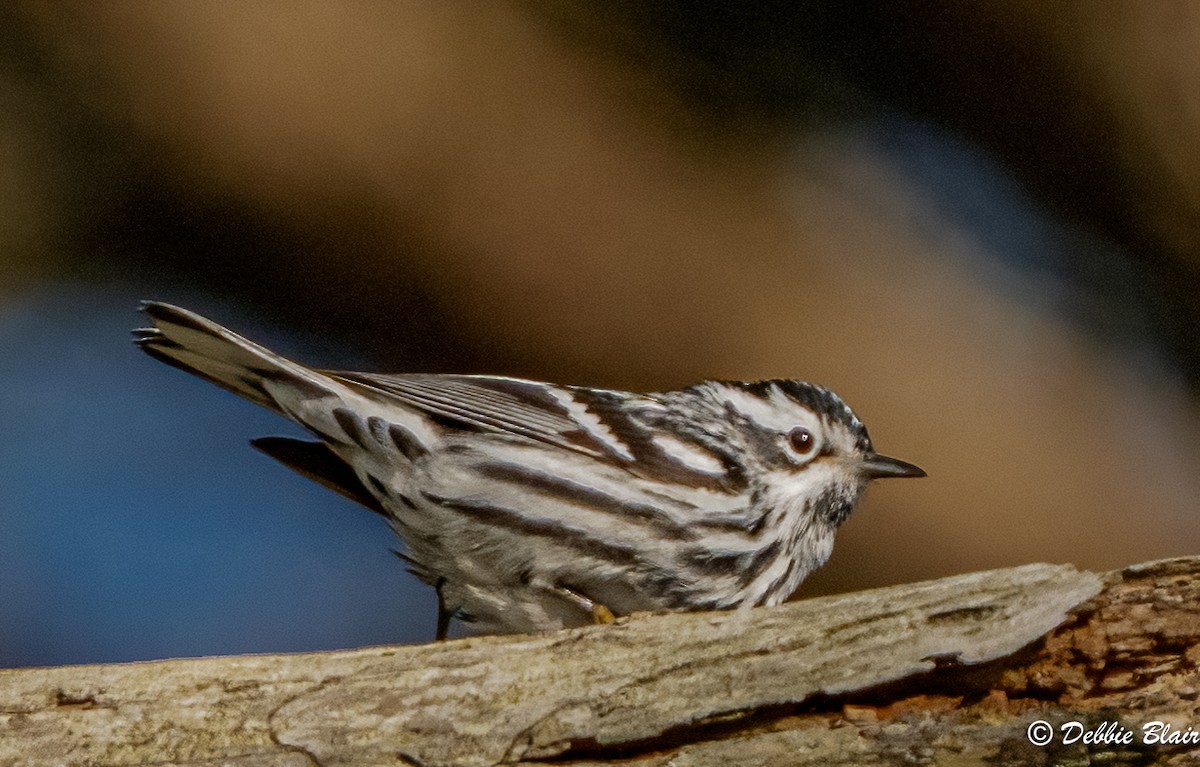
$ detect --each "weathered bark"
[2,557,1198,766]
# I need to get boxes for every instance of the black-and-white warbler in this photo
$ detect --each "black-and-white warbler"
[135,302,925,638]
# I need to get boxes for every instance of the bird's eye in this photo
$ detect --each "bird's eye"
[788,426,816,456]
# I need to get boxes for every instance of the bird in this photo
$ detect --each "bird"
[134,301,925,639]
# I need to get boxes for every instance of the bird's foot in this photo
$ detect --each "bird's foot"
[591,603,616,625]
[552,583,616,626]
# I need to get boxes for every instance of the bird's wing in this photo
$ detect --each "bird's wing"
[329,372,746,494]
[334,373,575,438]
[330,373,628,457]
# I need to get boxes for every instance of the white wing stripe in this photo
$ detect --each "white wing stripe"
[651,433,727,475]
[551,388,635,461]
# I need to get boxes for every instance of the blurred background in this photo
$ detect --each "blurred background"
[2,2,1198,668]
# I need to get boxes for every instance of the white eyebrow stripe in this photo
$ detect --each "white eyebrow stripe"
[768,383,793,409]
[719,387,782,429]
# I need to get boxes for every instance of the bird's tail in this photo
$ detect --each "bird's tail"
[133,301,336,414]
[135,301,408,516]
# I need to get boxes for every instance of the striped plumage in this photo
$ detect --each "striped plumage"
[135,302,925,637]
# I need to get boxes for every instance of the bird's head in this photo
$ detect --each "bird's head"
[708,379,925,527]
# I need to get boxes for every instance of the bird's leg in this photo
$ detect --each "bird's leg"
[435,578,452,641]
[552,583,616,625]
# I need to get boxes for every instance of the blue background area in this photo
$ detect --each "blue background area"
[0,287,434,667]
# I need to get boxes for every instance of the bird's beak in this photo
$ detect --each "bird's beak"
[859,453,927,479]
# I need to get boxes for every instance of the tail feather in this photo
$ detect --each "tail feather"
[251,436,387,516]
[134,301,334,414]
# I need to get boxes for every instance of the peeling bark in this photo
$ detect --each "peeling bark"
[1,558,1197,766]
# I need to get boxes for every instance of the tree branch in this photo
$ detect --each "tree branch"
[2,557,1198,766]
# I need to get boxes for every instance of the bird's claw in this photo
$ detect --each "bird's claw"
[592,603,615,624]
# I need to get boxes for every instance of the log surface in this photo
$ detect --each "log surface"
[2,557,1198,766]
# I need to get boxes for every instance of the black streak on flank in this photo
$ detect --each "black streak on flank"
[333,408,370,449]
[366,473,391,499]
[476,462,699,541]
[738,537,784,587]
[679,537,783,587]
[420,491,644,568]
[366,416,390,447]
[679,488,769,539]
[757,556,798,606]
[383,419,429,462]
[693,508,768,537]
